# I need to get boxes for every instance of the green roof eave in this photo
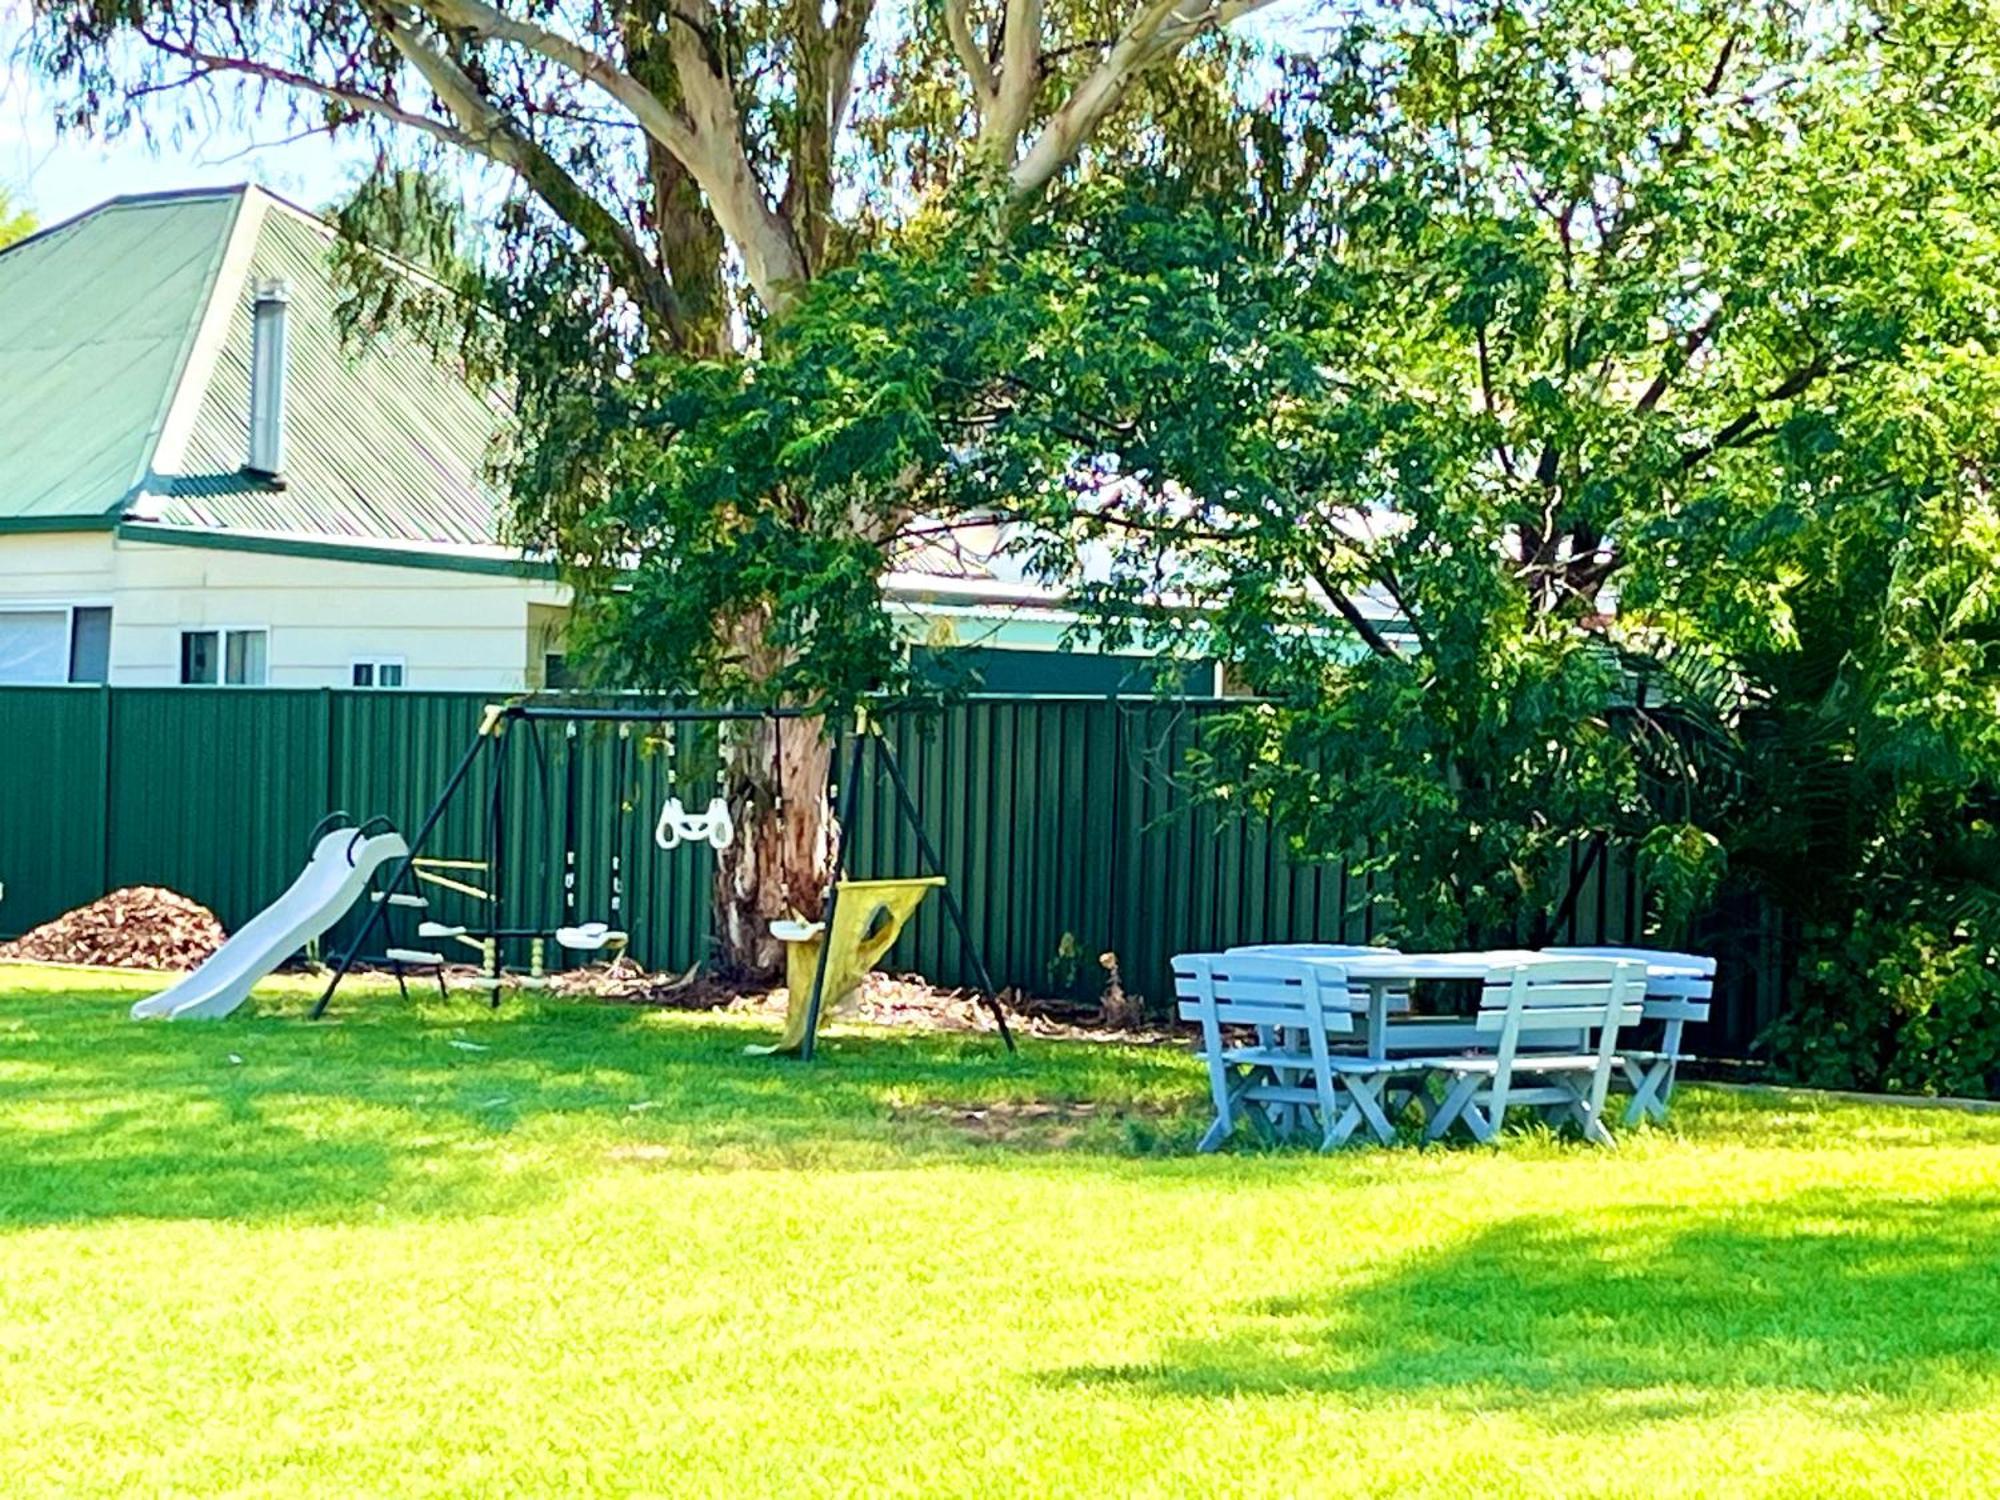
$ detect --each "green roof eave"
[114,521,559,580]
[0,512,120,536]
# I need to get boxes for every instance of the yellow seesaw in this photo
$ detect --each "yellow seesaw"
[751,876,946,1056]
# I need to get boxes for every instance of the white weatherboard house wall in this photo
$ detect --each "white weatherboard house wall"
[0,530,566,690]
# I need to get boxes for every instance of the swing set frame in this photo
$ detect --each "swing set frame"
[312,701,1017,1059]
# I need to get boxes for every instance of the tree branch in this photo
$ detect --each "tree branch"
[415,0,808,312]
[944,0,998,113]
[1364,556,1430,655]
[1008,0,1276,200]
[663,0,810,311]
[1678,357,1836,471]
[1474,325,1520,481]
[137,30,478,151]
[1312,561,1402,660]
[1599,32,1739,266]
[825,0,874,145]
[376,7,689,341]
[1633,304,1723,414]
[415,0,702,153]
[979,0,1045,163]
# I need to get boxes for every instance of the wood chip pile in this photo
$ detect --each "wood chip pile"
[0,887,228,971]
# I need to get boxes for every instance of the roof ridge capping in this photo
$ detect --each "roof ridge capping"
[4,180,477,333]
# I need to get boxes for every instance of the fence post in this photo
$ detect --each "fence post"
[1102,694,1127,1011]
[97,685,113,900]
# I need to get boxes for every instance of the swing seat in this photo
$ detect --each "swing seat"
[751,877,945,1056]
[556,922,629,953]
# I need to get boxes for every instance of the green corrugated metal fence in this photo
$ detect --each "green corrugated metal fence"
[0,688,109,926]
[0,687,1785,1052]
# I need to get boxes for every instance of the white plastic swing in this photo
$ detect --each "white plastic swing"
[652,723,735,851]
[653,795,734,851]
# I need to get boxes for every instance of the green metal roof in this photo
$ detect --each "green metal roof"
[0,184,512,553]
[145,203,508,547]
[0,188,241,526]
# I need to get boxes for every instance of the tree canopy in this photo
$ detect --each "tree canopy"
[30,0,2000,1081]
[27,0,1271,345]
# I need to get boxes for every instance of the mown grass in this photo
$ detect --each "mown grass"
[4,964,2000,1497]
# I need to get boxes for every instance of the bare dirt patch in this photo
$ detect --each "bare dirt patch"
[889,1098,1182,1147]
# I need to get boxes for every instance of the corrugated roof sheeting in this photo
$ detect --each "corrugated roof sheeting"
[154,203,508,547]
[0,190,240,522]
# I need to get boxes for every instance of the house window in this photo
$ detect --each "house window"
[0,605,113,685]
[351,658,406,689]
[180,628,268,685]
[69,607,111,684]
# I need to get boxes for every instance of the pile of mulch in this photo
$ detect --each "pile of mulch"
[0,887,227,971]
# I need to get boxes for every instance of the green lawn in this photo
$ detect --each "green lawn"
[5,966,2000,1496]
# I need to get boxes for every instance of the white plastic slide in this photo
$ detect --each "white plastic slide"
[130,828,410,1021]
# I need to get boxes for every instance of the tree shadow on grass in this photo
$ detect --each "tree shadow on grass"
[0,987,1204,1228]
[1052,1189,2000,1428]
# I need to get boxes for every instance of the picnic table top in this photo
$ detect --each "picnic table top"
[1273,949,1708,982]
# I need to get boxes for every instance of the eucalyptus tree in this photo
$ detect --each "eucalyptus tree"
[25,0,1281,972]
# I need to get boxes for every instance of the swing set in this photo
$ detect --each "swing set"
[312,702,1016,1060]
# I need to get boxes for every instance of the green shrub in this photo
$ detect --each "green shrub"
[1770,909,2000,1098]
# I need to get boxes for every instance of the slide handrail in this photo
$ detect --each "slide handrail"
[303,810,353,861]
[344,816,400,868]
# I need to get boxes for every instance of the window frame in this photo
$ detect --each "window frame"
[0,600,115,686]
[349,656,408,690]
[179,625,270,687]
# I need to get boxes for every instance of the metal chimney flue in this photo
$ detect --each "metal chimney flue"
[246,278,291,481]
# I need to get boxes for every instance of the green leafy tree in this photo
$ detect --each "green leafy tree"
[1013,0,2000,1077]
[25,0,1278,973]
[1652,354,2000,1093]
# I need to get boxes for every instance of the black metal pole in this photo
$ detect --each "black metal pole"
[488,719,507,961]
[508,705,814,726]
[872,730,1016,1053]
[610,724,630,933]
[312,720,492,1020]
[798,725,868,1061]
[563,721,580,928]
